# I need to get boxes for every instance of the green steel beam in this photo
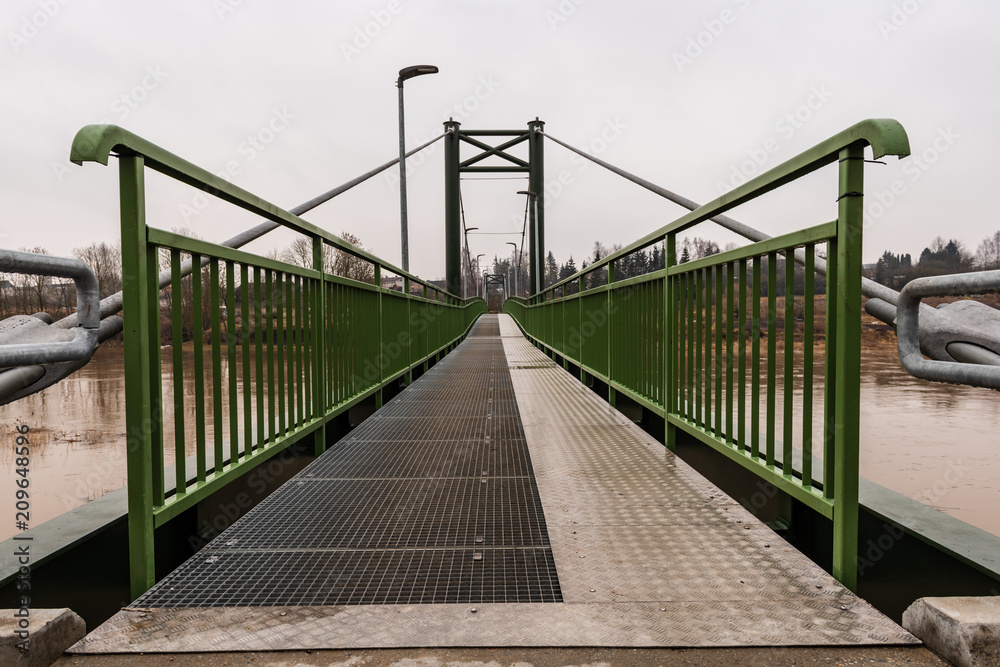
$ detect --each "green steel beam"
[119,153,156,601]
[832,144,865,591]
[444,120,462,296]
[528,119,545,295]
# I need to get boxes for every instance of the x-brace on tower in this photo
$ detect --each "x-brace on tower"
[444,119,544,296]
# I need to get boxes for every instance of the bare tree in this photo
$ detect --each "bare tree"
[976,230,1000,270]
[277,232,374,283]
[73,241,123,298]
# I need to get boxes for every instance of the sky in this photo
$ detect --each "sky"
[2,0,1000,283]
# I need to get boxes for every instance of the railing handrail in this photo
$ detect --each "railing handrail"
[70,124,467,301]
[535,119,910,298]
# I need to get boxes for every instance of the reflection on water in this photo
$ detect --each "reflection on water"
[1,343,998,542]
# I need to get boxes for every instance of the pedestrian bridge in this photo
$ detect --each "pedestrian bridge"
[71,315,914,651]
[10,116,997,653]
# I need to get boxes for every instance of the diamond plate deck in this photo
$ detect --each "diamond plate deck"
[72,314,916,652]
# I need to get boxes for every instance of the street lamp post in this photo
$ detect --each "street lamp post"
[463,227,478,298]
[475,254,485,299]
[506,241,519,297]
[517,190,539,294]
[397,65,438,273]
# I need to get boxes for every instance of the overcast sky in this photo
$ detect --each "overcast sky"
[3,0,999,282]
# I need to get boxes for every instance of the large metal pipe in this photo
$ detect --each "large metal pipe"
[0,249,99,367]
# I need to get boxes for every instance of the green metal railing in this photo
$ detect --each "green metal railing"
[505,119,911,590]
[71,125,486,599]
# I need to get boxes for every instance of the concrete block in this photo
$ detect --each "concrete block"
[903,596,1000,667]
[0,608,86,666]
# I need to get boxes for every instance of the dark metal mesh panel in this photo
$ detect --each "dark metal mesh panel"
[136,548,560,606]
[136,315,562,607]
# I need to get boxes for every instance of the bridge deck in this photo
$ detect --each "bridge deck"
[71,315,915,652]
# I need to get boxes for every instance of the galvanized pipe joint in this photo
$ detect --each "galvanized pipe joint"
[0,249,99,367]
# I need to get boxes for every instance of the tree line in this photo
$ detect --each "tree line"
[872,231,1000,289]
[494,236,821,296]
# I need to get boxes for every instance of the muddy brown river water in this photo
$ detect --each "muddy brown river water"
[1,344,998,542]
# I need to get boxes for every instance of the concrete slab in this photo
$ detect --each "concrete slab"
[1,608,85,666]
[903,596,1000,666]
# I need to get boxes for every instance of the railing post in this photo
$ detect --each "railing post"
[578,275,585,382]
[119,154,158,600]
[374,265,384,409]
[608,261,616,408]
[832,144,864,590]
[664,233,677,451]
[404,276,412,386]
[312,237,327,455]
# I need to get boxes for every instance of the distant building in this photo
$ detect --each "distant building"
[861,263,877,280]
[380,276,404,291]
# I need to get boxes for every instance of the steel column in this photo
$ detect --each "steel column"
[444,120,462,296]
[120,154,157,600]
[528,119,545,294]
[831,144,864,591]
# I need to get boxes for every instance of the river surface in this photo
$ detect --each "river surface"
[1,343,998,542]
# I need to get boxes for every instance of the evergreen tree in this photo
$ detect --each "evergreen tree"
[544,251,559,288]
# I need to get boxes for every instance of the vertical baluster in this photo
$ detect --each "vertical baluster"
[192,253,206,483]
[695,269,703,427]
[302,278,312,420]
[226,260,238,465]
[766,252,777,467]
[783,249,795,475]
[687,272,694,420]
[803,244,815,488]
[286,274,296,427]
[751,257,761,459]
[276,273,286,436]
[170,249,186,495]
[738,258,747,451]
[266,269,275,445]
[241,264,251,453]
[713,265,721,436]
[726,261,734,444]
[210,259,223,473]
[254,267,264,449]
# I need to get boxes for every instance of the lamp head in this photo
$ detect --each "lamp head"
[397,65,439,86]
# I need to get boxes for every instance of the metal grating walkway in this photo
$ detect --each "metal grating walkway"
[73,314,916,652]
[133,315,561,607]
